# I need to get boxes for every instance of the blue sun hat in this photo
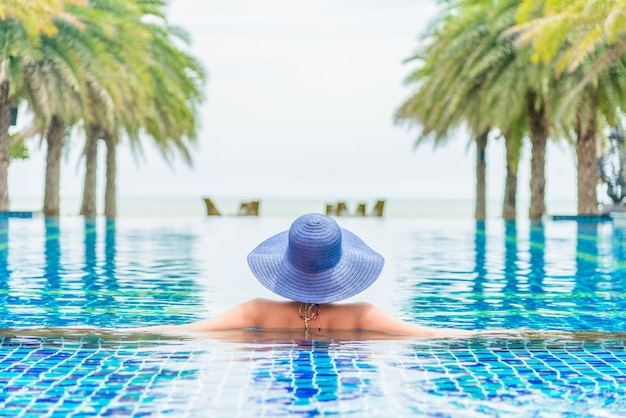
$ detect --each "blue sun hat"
[247,213,384,304]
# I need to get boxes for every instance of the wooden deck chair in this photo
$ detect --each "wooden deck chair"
[371,200,385,217]
[203,198,222,216]
[336,201,348,216]
[355,202,366,216]
[238,200,260,216]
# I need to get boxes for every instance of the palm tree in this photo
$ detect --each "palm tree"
[0,19,31,210]
[22,0,205,219]
[512,0,626,75]
[22,52,83,217]
[19,3,113,217]
[395,0,497,221]
[559,60,626,215]
[501,122,524,220]
[397,0,552,221]
[508,1,626,215]
[103,1,204,218]
[463,0,553,222]
[0,19,38,210]
[0,0,86,37]
[79,124,102,217]
[72,0,149,218]
[525,89,550,220]
[0,0,86,211]
[76,0,205,218]
[42,117,68,217]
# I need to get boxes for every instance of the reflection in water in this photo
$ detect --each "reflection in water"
[84,218,97,273]
[0,218,206,328]
[573,222,600,331]
[105,218,116,278]
[574,222,599,295]
[502,221,519,329]
[0,219,8,320]
[246,337,382,413]
[44,218,61,282]
[84,218,117,324]
[0,329,624,416]
[528,221,545,291]
[0,334,202,416]
[527,221,545,315]
[472,221,488,329]
[91,219,205,328]
[0,219,626,416]
[613,223,626,293]
[0,218,7,271]
[44,218,62,321]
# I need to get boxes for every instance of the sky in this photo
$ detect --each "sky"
[8,0,584,211]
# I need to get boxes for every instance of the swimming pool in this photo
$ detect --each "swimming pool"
[1,216,625,416]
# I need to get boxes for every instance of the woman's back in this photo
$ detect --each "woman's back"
[245,299,372,330]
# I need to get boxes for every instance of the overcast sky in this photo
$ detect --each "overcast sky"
[9,0,583,208]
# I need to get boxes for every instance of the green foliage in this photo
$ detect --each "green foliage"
[511,0,626,74]
[396,0,543,147]
[0,0,87,38]
[10,0,206,165]
[0,0,207,214]
[9,140,29,161]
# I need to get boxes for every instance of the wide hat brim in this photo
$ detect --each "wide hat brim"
[247,227,384,304]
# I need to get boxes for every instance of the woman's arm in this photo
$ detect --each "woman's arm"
[127,299,259,333]
[358,304,477,338]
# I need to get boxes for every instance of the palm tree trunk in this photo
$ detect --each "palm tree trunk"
[526,91,548,221]
[0,80,10,210]
[104,135,117,218]
[43,116,66,217]
[474,130,489,221]
[502,131,520,221]
[80,127,101,218]
[574,99,598,215]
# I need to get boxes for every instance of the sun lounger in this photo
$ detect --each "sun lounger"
[238,200,260,216]
[355,203,366,216]
[336,201,348,216]
[324,199,386,217]
[371,200,385,217]
[203,198,222,216]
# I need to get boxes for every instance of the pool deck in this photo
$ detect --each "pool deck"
[551,213,613,222]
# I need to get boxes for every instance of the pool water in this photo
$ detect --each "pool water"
[1,216,625,416]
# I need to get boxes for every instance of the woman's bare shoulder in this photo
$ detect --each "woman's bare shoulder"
[322,301,373,315]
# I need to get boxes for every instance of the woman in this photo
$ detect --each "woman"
[130,213,476,338]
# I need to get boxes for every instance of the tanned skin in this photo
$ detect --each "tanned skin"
[129,298,476,338]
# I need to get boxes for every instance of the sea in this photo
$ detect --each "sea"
[9,195,580,218]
